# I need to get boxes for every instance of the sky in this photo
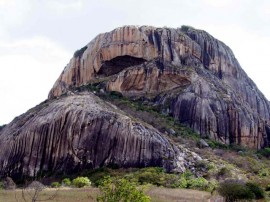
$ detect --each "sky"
[0,0,270,125]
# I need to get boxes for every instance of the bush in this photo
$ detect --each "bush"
[136,167,164,185]
[74,46,87,58]
[207,140,228,149]
[51,182,61,188]
[257,147,270,158]
[217,167,232,178]
[62,178,71,186]
[87,168,111,187]
[97,176,150,202]
[178,176,188,188]
[246,182,265,199]
[258,168,269,177]
[109,91,123,99]
[180,25,194,32]
[218,180,255,201]
[72,177,91,188]
[187,177,209,191]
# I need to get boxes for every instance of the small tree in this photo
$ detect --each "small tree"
[51,182,61,188]
[72,177,91,188]
[97,176,151,202]
[62,178,71,186]
[218,180,255,202]
[21,181,58,202]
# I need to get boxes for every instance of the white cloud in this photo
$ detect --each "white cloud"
[257,1,270,22]
[202,0,234,8]
[0,0,32,26]
[45,0,84,13]
[0,37,71,125]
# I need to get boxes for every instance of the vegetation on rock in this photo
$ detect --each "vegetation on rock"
[73,46,87,58]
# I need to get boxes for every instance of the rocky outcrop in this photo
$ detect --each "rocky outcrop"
[1,25,270,179]
[48,25,270,149]
[0,93,199,178]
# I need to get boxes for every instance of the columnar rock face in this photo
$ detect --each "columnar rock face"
[1,25,270,179]
[0,93,198,178]
[49,25,270,148]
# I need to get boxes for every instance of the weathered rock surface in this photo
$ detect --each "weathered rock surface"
[48,25,270,149]
[1,25,270,179]
[0,93,198,178]
[2,177,16,190]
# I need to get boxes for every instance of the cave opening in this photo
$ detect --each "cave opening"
[98,55,146,76]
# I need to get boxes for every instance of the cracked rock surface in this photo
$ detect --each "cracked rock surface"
[49,26,270,148]
[0,93,198,178]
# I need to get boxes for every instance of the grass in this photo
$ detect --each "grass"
[0,188,98,202]
[0,186,217,202]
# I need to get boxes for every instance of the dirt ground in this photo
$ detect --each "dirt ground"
[0,186,223,202]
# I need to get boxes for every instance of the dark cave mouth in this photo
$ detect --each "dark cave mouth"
[98,55,146,77]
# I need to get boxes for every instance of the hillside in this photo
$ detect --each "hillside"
[0,26,270,201]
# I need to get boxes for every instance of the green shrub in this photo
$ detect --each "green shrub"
[0,181,3,190]
[218,180,255,201]
[257,147,270,158]
[87,168,111,186]
[72,177,91,188]
[137,170,160,185]
[51,182,61,188]
[178,176,187,188]
[218,167,232,178]
[74,46,87,58]
[97,176,150,202]
[187,177,209,191]
[265,184,270,191]
[180,25,194,32]
[259,168,269,177]
[181,171,193,180]
[195,160,208,171]
[246,182,265,199]
[62,178,71,186]
[137,167,164,186]
[207,180,218,193]
[207,140,228,149]
[109,91,123,99]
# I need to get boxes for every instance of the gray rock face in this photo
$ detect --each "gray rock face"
[1,25,270,179]
[48,25,270,148]
[0,93,197,178]
[198,139,209,148]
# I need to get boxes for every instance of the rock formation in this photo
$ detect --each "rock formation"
[49,25,270,148]
[1,25,270,179]
[0,93,200,178]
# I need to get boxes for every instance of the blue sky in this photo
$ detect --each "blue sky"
[0,0,270,125]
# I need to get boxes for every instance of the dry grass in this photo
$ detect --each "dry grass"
[0,188,98,202]
[0,187,221,202]
[145,186,217,202]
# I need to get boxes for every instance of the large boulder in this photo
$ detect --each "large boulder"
[0,93,198,178]
[48,25,270,149]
